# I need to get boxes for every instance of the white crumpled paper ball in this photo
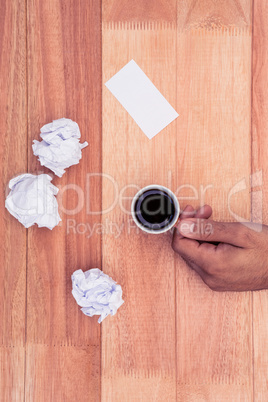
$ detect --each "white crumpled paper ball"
[5,173,61,230]
[32,117,88,177]
[71,268,124,323]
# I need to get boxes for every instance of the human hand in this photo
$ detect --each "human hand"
[172,205,268,292]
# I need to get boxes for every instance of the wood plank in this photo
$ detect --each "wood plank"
[0,346,25,401]
[25,345,100,402]
[252,0,268,399]
[0,0,27,347]
[103,0,177,24]
[26,0,101,399]
[102,19,177,402]
[0,0,26,399]
[175,2,253,400]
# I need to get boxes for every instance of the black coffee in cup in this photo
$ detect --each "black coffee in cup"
[134,188,176,231]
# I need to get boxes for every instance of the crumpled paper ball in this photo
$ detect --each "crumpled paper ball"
[71,268,124,323]
[5,173,61,230]
[32,118,88,177]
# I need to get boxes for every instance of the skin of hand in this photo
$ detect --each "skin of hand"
[172,205,268,292]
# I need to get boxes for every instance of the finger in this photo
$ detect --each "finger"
[175,204,213,240]
[179,205,195,220]
[172,232,214,277]
[172,228,201,272]
[174,206,196,239]
[194,204,212,219]
[175,204,212,238]
[179,204,213,220]
[177,219,253,248]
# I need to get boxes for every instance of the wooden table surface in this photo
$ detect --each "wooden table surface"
[1,0,268,401]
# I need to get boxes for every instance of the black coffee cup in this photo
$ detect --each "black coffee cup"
[131,185,180,234]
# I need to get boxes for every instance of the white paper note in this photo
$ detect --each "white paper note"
[105,59,179,139]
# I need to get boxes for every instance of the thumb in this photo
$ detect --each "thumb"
[177,219,252,247]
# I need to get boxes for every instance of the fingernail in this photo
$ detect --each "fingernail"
[179,221,196,235]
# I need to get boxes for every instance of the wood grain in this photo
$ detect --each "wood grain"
[252,0,268,399]
[25,0,101,400]
[176,2,253,400]
[2,0,268,399]
[0,0,27,347]
[102,19,177,401]
[103,0,177,24]
[0,347,25,401]
[0,0,26,399]
[177,0,251,29]
[25,345,100,402]
[102,1,254,400]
